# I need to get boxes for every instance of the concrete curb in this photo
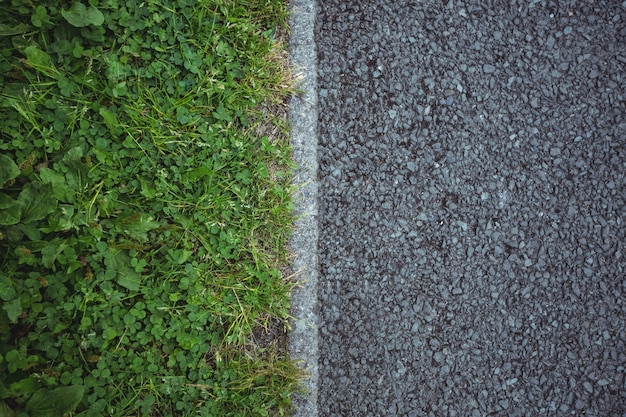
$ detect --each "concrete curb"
[287,0,319,416]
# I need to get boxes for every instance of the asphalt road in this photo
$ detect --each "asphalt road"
[315,1,626,416]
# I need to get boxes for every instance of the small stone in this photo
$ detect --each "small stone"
[506,378,518,385]
[483,64,496,74]
[564,26,573,35]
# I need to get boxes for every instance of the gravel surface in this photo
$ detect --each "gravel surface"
[316,1,626,416]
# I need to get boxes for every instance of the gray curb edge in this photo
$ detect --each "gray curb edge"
[287,0,319,416]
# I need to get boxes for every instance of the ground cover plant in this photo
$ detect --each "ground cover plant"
[0,0,301,415]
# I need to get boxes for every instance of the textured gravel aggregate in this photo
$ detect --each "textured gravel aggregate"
[315,1,626,416]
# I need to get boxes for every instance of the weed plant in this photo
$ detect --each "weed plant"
[0,0,301,415]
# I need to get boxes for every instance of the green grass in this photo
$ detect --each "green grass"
[0,0,302,416]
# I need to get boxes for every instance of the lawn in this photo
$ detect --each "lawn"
[0,0,302,415]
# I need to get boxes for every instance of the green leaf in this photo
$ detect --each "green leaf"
[181,167,214,182]
[40,168,73,203]
[0,195,21,226]
[4,351,18,364]
[61,147,89,193]
[0,194,15,209]
[24,45,51,66]
[168,249,192,265]
[2,298,21,323]
[16,222,41,240]
[26,386,84,417]
[116,270,141,292]
[0,154,20,187]
[23,46,57,78]
[99,107,121,135]
[61,3,105,28]
[105,249,141,291]
[41,239,67,268]
[139,178,156,199]
[0,23,33,36]
[0,276,17,301]
[9,376,39,396]
[17,182,56,223]
[114,213,160,242]
[112,82,128,98]
[31,6,51,28]
[57,76,79,98]
[43,205,76,232]
[213,102,233,123]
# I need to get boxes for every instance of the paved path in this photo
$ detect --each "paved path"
[314,1,626,416]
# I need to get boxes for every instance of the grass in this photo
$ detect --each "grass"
[0,0,303,416]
